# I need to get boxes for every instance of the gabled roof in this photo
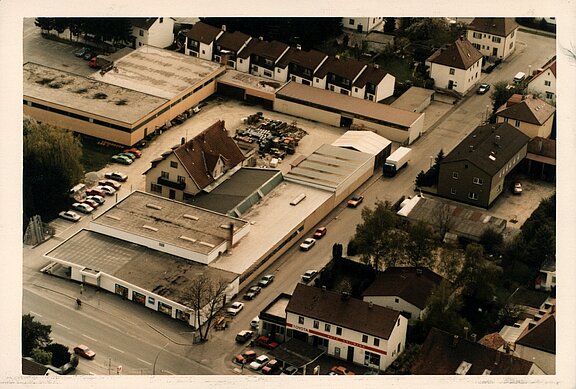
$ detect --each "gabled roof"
[237,39,289,61]
[441,122,530,176]
[353,65,390,88]
[314,56,367,81]
[516,314,556,354]
[130,18,159,30]
[427,37,483,70]
[508,287,550,309]
[468,17,519,37]
[275,47,328,70]
[22,358,49,375]
[529,56,556,83]
[286,284,401,340]
[362,267,445,310]
[172,120,245,190]
[215,30,251,53]
[186,21,223,45]
[496,95,555,125]
[478,333,506,350]
[410,328,536,375]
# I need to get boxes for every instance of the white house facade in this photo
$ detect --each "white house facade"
[342,17,384,33]
[466,18,520,60]
[131,18,175,49]
[527,57,556,103]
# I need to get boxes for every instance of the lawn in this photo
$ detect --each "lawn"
[79,135,123,173]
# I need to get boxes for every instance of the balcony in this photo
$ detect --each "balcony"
[157,177,185,190]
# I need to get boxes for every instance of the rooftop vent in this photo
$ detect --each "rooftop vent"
[179,235,197,243]
[183,214,199,221]
[290,193,306,206]
[105,215,121,221]
[146,203,162,210]
[455,360,472,375]
[482,369,492,375]
[488,154,496,161]
[198,241,215,248]
[142,225,158,232]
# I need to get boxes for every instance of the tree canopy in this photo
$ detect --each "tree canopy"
[489,81,525,115]
[183,275,229,341]
[22,314,52,357]
[35,17,133,47]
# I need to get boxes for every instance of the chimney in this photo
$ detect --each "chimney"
[181,137,186,145]
[322,285,326,291]
[259,36,264,41]
[368,301,373,309]
[469,145,474,152]
[335,54,340,59]
[470,333,477,343]
[452,335,459,347]
[296,44,302,50]
[222,24,226,32]
[228,222,234,246]
[494,135,501,146]
[464,326,469,340]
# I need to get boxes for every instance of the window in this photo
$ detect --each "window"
[161,171,169,179]
[313,320,319,329]
[325,323,331,332]
[492,36,501,43]
[170,161,178,168]
[473,32,482,39]
[511,30,515,38]
[139,29,144,37]
[364,351,380,367]
[544,80,551,86]
[151,184,162,193]
[546,91,554,99]
[452,172,459,179]
[449,68,455,75]
[329,85,335,91]
[316,337,328,347]
[264,70,272,77]
[450,187,457,195]
[515,120,521,127]
[374,338,380,347]
[298,316,304,325]
[336,327,342,335]
[340,89,349,95]
[397,319,400,327]
[468,192,478,200]
[397,343,401,353]
[291,75,296,82]
[349,19,355,25]
[159,17,163,23]
[473,177,484,185]
[362,335,368,343]
[395,298,399,303]
[177,176,186,184]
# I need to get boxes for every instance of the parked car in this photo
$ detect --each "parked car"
[299,238,316,251]
[243,285,262,300]
[347,195,364,208]
[83,198,100,209]
[86,187,105,197]
[83,51,95,60]
[71,202,94,214]
[329,365,355,375]
[234,350,257,365]
[258,274,275,287]
[74,47,90,57]
[118,152,137,161]
[477,83,491,94]
[513,181,523,195]
[111,155,133,165]
[254,335,279,350]
[250,316,260,329]
[87,195,105,205]
[249,355,270,370]
[96,185,116,195]
[73,344,96,359]
[282,365,298,375]
[262,359,280,375]
[226,301,244,316]
[105,172,128,182]
[98,179,121,190]
[59,210,81,222]
[123,148,142,158]
[235,330,254,343]
[313,226,327,239]
[301,270,317,283]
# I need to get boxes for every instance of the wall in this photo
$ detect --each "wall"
[515,344,555,374]
[438,161,493,207]
[496,115,554,139]
[430,59,482,95]
[273,98,341,127]
[274,66,289,82]
[312,75,327,90]
[528,72,556,103]
[147,18,175,49]
[375,73,396,101]
[145,153,200,200]
[334,157,374,204]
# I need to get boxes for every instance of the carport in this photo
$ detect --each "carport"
[268,338,325,375]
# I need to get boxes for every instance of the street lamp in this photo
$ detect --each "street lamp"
[153,342,170,375]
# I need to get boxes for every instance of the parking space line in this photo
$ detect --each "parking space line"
[137,358,152,366]
[82,334,98,342]
[163,370,175,375]
[29,311,42,317]
[109,346,125,353]
[56,323,71,330]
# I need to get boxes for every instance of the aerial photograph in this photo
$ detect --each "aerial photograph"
[5,3,575,387]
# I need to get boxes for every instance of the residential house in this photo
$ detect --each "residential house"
[495,94,556,139]
[535,257,556,292]
[362,267,445,322]
[213,29,252,69]
[437,122,530,207]
[236,38,290,80]
[129,18,175,49]
[275,47,328,86]
[515,313,556,374]
[144,120,245,202]
[352,64,395,102]
[313,56,367,96]
[466,18,519,60]
[342,17,384,33]
[527,56,556,103]
[410,328,544,375]
[426,36,483,95]
[185,21,224,59]
[285,284,408,371]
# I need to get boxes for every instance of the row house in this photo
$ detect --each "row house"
[351,64,395,101]
[466,18,519,60]
[313,56,367,96]
[236,38,290,80]
[185,21,223,59]
[527,56,556,103]
[275,47,328,86]
[285,284,408,371]
[213,30,252,69]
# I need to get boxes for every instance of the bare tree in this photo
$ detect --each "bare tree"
[434,203,454,239]
[184,275,229,341]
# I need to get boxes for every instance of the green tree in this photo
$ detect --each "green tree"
[490,81,525,114]
[406,221,436,267]
[23,117,84,224]
[34,18,55,34]
[22,314,52,357]
[423,280,471,337]
[45,343,71,367]
[479,228,504,255]
[31,348,53,365]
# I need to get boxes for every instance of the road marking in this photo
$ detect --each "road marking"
[29,311,42,317]
[82,334,98,342]
[163,370,175,375]
[137,358,152,366]
[56,323,71,330]
[109,346,125,353]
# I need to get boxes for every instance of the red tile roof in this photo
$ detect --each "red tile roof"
[478,333,506,350]
[186,21,223,45]
[468,18,519,37]
[173,120,245,190]
[427,37,483,70]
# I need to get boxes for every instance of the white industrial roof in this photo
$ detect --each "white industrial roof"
[332,130,391,156]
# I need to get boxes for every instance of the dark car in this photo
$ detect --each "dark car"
[243,285,262,300]
[477,83,491,94]
[73,344,96,359]
[258,274,275,287]
[235,330,254,343]
[313,226,327,239]
[74,47,90,57]
[254,335,279,350]
[105,172,128,182]
[347,195,364,208]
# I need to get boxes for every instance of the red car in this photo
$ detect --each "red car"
[87,187,105,197]
[98,179,121,190]
[74,344,96,359]
[255,335,279,350]
[262,359,280,375]
[123,148,142,158]
[234,350,257,365]
[313,226,327,239]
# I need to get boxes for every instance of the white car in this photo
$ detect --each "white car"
[96,185,116,195]
[226,301,244,316]
[86,195,105,205]
[249,355,270,370]
[299,238,316,251]
[301,270,318,283]
[59,210,81,222]
[71,202,94,214]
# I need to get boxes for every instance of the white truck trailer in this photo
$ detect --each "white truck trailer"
[383,147,411,177]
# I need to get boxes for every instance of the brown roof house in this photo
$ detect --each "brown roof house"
[410,328,544,375]
[185,21,224,60]
[515,313,556,374]
[437,122,530,207]
[213,29,252,69]
[144,120,245,202]
[285,283,408,372]
[236,38,290,80]
[466,18,520,60]
[496,94,556,139]
[426,36,483,95]
[275,47,328,86]
[362,267,445,322]
[313,56,368,97]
